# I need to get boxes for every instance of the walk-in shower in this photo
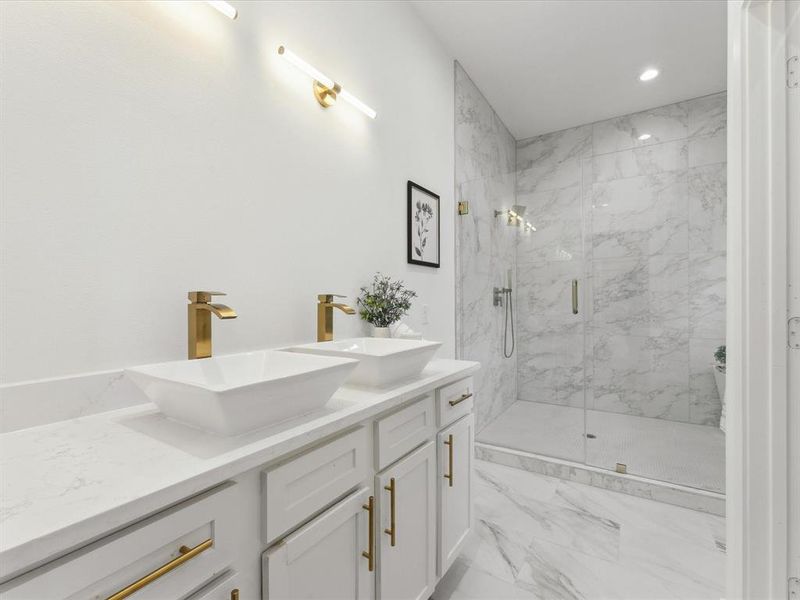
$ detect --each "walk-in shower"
[455,62,726,503]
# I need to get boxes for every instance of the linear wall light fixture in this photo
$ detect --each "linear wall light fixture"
[277,45,377,119]
[206,1,237,19]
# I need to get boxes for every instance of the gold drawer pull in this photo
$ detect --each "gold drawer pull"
[384,477,396,547]
[449,392,473,407]
[362,495,375,571]
[106,539,213,600]
[443,434,454,487]
[231,590,240,600]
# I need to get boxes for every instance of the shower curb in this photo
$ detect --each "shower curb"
[475,442,726,517]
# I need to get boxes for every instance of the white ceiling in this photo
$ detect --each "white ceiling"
[412,0,726,140]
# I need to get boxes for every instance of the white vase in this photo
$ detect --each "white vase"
[372,327,390,338]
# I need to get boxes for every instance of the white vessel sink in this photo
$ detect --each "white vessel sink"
[286,338,442,387]
[125,350,359,435]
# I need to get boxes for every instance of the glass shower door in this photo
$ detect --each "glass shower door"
[583,102,726,493]
[487,128,592,463]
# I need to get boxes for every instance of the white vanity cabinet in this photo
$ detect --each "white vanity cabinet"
[262,487,374,600]
[261,384,471,600]
[375,442,437,600]
[0,368,478,600]
[437,414,474,577]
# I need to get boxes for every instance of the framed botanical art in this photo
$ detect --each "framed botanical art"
[407,180,440,268]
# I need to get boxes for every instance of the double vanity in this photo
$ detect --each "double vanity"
[0,335,479,600]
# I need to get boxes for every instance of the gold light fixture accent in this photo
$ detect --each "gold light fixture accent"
[313,80,342,108]
[278,45,377,119]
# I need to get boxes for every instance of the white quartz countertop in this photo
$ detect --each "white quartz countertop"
[0,359,479,582]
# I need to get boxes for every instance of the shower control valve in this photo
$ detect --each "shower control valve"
[493,287,511,307]
[493,287,504,307]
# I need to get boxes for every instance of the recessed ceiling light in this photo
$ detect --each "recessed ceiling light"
[638,133,652,141]
[639,68,659,82]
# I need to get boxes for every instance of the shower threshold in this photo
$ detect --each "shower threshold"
[475,442,725,516]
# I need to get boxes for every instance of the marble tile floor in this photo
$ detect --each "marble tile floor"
[477,401,724,493]
[432,460,726,600]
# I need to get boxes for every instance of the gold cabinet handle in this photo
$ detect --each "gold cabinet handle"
[361,495,375,571]
[449,392,473,407]
[383,477,396,547]
[106,539,213,600]
[231,590,240,600]
[443,434,454,487]
[572,279,579,314]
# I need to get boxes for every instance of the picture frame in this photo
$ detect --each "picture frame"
[407,180,440,268]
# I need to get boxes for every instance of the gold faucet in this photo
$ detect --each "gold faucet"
[317,294,356,342]
[188,291,237,359]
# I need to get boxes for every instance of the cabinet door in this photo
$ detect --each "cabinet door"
[262,487,374,600]
[437,414,474,577]
[376,442,436,600]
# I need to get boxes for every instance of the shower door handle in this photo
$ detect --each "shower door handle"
[571,280,578,314]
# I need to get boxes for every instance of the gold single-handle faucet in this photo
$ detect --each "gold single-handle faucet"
[188,291,237,359]
[317,294,355,342]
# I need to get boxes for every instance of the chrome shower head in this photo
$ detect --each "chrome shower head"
[507,205,527,226]
[494,205,528,227]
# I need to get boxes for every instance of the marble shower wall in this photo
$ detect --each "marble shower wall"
[516,92,727,426]
[455,62,518,432]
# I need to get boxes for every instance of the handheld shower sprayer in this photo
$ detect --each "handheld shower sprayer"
[494,268,515,358]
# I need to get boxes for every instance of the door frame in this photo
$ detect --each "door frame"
[726,1,791,597]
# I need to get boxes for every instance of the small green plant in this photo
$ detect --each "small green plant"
[357,273,417,328]
[714,345,726,372]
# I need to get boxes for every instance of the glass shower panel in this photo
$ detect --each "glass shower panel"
[584,96,727,493]
[476,127,591,464]
[511,256,586,462]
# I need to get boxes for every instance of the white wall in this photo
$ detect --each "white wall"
[0,1,455,384]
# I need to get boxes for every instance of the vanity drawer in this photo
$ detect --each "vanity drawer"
[185,570,241,599]
[262,427,369,545]
[0,483,238,600]
[436,377,474,428]
[374,393,435,470]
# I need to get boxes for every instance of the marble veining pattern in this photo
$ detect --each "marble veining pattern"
[433,460,725,599]
[455,62,518,431]
[515,92,726,425]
